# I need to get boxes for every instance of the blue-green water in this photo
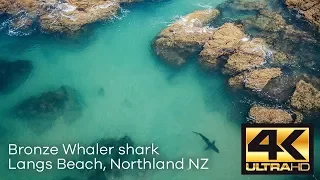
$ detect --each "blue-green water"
[0,0,319,180]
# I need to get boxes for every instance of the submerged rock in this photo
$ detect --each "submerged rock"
[15,86,83,122]
[153,9,220,66]
[249,106,302,124]
[291,80,320,113]
[0,60,32,93]
[243,9,287,32]
[229,0,268,11]
[0,0,143,33]
[286,0,320,31]
[98,87,105,97]
[82,136,135,179]
[199,23,245,69]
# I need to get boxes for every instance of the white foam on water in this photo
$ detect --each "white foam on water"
[58,3,76,13]
[0,11,35,36]
[196,2,213,9]
[241,37,249,42]
[95,1,118,9]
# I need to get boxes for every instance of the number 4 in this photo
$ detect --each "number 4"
[248,130,305,160]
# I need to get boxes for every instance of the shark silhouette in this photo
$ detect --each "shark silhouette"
[193,132,219,153]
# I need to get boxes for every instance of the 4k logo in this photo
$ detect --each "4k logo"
[241,124,314,174]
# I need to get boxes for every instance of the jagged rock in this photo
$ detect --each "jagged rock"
[259,75,297,103]
[199,23,245,68]
[15,86,83,121]
[249,106,301,124]
[0,0,143,33]
[0,60,32,93]
[224,38,266,74]
[286,0,320,31]
[153,9,220,66]
[228,68,282,91]
[291,80,320,112]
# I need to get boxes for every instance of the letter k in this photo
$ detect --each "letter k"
[152,144,159,155]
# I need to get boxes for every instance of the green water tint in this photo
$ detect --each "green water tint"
[0,0,318,180]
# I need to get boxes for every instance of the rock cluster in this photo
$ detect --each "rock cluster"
[153,9,220,66]
[153,0,320,124]
[199,23,281,92]
[154,11,282,94]
[243,9,317,68]
[286,0,320,31]
[0,0,143,33]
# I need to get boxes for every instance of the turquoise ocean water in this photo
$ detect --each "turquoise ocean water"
[0,0,319,180]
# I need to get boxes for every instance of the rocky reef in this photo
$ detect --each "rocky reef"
[152,0,320,124]
[15,86,83,122]
[153,9,220,66]
[0,0,143,34]
[285,0,320,31]
[0,60,32,93]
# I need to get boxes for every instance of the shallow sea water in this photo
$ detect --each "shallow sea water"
[0,0,319,180]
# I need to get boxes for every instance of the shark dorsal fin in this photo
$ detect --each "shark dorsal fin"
[212,140,215,144]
